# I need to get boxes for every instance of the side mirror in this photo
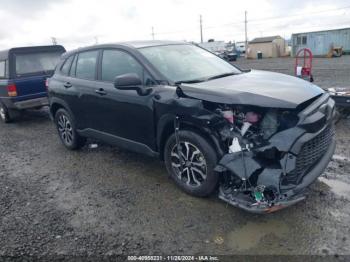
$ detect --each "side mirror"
[114,73,142,90]
[114,73,151,95]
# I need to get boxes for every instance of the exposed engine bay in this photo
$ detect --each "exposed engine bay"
[214,105,301,212]
[170,89,336,213]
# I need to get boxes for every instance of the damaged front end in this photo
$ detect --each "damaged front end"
[210,93,336,213]
[162,79,336,213]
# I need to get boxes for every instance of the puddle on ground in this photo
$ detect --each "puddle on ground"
[227,220,289,251]
[319,177,350,199]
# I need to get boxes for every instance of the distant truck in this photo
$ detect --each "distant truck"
[236,41,246,55]
[198,41,237,61]
[198,40,227,53]
[0,45,65,123]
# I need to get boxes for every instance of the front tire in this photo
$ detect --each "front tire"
[164,130,219,197]
[54,108,86,150]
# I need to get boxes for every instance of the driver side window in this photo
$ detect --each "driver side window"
[101,49,145,83]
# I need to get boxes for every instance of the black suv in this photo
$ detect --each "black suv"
[48,41,335,213]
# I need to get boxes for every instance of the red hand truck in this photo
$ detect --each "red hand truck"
[295,48,314,82]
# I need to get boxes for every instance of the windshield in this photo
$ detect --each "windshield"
[15,51,62,76]
[139,44,241,83]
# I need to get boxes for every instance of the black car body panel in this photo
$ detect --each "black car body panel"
[49,41,335,213]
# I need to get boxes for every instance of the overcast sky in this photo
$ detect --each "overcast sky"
[0,0,349,50]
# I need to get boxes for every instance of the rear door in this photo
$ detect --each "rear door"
[65,49,100,129]
[11,48,64,101]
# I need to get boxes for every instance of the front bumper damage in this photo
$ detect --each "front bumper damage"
[217,136,335,213]
[214,93,336,213]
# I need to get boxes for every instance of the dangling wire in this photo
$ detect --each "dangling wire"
[174,116,183,171]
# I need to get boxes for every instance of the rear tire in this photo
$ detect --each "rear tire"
[54,108,86,150]
[0,103,11,123]
[164,130,219,197]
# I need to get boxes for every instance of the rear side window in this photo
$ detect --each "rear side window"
[101,50,143,82]
[15,51,62,76]
[76,51,98,80]
[0,61,5,78]
[60,55,74,76]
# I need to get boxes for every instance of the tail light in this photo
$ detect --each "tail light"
[7,84,17,97]
[45,79,49,89]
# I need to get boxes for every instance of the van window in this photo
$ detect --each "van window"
[0,61,5,78]
[101,50,143,82]
[15,52,62,76]
[76,51,98,80]
[61,56,74,76]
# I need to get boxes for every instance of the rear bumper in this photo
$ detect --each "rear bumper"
[13,97,48,109]
[2,97,49,110]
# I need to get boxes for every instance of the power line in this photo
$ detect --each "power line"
[249,5,350,23]
[150,4,350,39]
[219,19,350,40]
[51,37,57,45]
[202,4,350,29]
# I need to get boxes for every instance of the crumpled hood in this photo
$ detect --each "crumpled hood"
[179,70,324,108]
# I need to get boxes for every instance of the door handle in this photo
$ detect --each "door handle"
[95,88,107,95]
[64,82,72,88]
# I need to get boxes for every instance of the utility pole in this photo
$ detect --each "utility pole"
[51,37,57,45]
[151,26,155,40]
[200,15,203,43]
[244,11,248,58]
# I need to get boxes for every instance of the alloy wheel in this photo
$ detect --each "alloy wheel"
[57,114,73,145]
[170,141,207,187]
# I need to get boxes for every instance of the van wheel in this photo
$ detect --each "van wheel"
[54,108,86,150]
[0,103,11,123]
[164,130,219,197]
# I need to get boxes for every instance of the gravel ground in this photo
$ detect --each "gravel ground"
[0,57,350,258]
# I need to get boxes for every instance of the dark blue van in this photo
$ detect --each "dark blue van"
[0,45,65,123]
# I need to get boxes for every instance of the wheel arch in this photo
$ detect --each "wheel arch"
[157,114,224,161]
[49,98,73,120]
